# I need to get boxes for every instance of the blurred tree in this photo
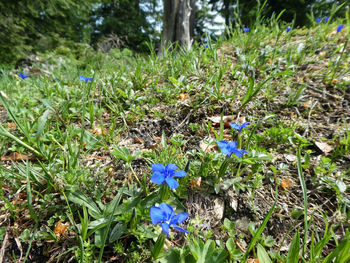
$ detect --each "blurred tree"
[161,0,196,50]
[91,0,154,51]
[208,0,341,28]
[0,0,93,64]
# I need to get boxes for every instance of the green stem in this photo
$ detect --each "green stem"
[297,146,309,257]
[129,164,144,192]
[0,126,43,158]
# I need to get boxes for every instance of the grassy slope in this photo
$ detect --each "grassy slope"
[0,20,349,262]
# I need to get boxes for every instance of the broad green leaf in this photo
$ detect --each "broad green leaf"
[67,190,101,216]
[109,223,125,243]
[257,243,272,263]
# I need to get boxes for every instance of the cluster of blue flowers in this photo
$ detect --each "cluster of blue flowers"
[315,17,344,32]
[150,203,189,237]
[150,163,189,236]
[150,163,187,190]
[216,122,249,157]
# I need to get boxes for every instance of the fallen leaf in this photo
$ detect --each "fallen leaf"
[207,115,233,127]
[86,155,108,160]
[319,51,327,57]
[133,136,144,144]
[1,152,35,161]
[54,220,70,238]
[281,177,293,189]
[107,167,113,177]
[315,141,333,154]
[7,122,17,130]
[303,100,312,109]
[284,154,297,162]
[91,126,108,136]
[189,177,202,189]
[331,79,339,84]
[179,93,189,100]
[199,140,218,153]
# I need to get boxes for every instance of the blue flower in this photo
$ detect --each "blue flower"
[337,25,344,32]
[230,122,250,132]
[316,17,322,23]
[205,44,209,48]
[217,140,247,157]
[79,76,93,82]
[286,26,291,32]
[150,203,189,236]
[19,73,29,79]
[243,27,250,32]
[151,163,187,189]
[324,17,330,23]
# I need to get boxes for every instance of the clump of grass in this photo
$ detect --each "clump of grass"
[0,4,349,262]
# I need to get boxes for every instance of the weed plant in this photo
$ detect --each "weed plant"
[0,4,349,263]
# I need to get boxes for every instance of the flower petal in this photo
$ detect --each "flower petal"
[174,170,187,177]
[150,207,165,225]
[229,122,241,130]
[232,148,247,157]
[161,222,170,236]
[242,122,250,128]
[152,163,165,173]
[170,212,188,225]
[173,225,189,233]
[165,176,179,189]
[217,140,232,156]
[165,163,178,173]
[151,172,165,185]
[159,203,173,219]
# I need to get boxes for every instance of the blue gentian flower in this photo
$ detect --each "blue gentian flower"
[337,25,344,32]
[324,17,330,23]
[230,122,250,132]
[151,163,187,189]
[19,73,29,79]
[79,76,93,82]
[150,203,189,236]
[205,44,209,48]
[217,140,247,157]
[316,17,322,23]
[286,26,291,32]
[243,27,250,32]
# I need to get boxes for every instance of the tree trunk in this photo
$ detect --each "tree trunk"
[162,0,194,51]
[189,0,196,40]
[176,0,192,49]
[162,0,178,48]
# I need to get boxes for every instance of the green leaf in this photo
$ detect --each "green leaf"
[36,108,50,141]
[242,187,278,262]
[67,189,101,217]
[257,244,272,263]
[336,180,346,193]
[323,235,350,263]
[109,223,125,243]
[286,230,300,263]
[151,233,166,260]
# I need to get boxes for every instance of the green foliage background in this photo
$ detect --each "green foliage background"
[0,0,347,64]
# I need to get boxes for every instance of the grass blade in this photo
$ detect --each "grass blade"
[297,146,309,257]
[242,186,278,262]
[286,230,300,263]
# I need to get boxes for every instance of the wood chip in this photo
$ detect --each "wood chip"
[54,220,70,239]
